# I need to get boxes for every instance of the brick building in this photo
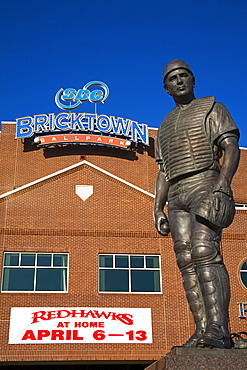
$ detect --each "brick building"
[0,120,247,368]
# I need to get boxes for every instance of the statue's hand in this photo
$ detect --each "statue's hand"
[194,185,235,229]
[154,210,170,236]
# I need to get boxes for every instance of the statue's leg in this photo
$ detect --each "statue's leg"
[196,264,232,348]
[169,209,207,347]
[191,222,233,349]
[182,271,207,347]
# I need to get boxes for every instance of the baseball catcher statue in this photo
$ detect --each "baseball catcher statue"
[154,59,240,349]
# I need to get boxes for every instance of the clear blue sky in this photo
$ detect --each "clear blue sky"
[1,0,247,147]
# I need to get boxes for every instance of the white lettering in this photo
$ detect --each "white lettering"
[16,113,149,145]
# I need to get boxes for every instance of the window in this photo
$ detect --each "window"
[99,254,161,293]
[240,260,247,289]
[2,253,68,292]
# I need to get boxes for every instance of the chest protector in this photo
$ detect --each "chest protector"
[158,96,215,181]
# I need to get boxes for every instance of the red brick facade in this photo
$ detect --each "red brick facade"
[0,122,247,366]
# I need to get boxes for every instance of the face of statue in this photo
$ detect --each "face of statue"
[165,68,195,101]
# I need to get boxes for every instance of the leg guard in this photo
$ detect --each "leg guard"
[196,264,233,349]
[174,241,207,347]
[182,272,207,347]
[191,232,222,266]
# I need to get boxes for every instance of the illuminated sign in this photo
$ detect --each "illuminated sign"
[16,113,149,146]
[16,81,149,148]
[9,307,152,344]
[35,134,132,149]
[55,81,109,110]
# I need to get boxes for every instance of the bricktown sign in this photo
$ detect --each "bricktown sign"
[15,81,149,149]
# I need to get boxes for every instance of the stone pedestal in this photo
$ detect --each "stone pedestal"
[145,347,247,370]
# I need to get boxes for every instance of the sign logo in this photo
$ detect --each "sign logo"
[55,81,109,110]
[16,81,150,149]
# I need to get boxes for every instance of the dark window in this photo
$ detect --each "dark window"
[240,260,247,289]
[131,270,160,292]
[99,269,129,292]
[99,255,113,268]
[2,253,68,292]
[99,254,161,293]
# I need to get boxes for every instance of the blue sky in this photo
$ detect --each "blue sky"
[1,0,247,147]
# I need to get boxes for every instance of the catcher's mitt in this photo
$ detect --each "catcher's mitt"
[194,185,235,229]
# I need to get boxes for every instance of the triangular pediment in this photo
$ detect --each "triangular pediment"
[0,161,155,231]
[0,160,154,200]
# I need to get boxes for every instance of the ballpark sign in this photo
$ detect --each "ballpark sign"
[9,307,152,344]
[15,81,149,148]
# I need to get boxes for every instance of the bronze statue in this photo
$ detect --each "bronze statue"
[154,59,240,349]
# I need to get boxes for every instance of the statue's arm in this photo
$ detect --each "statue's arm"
[193,135,239,229]
[154,166,170,236]
[216,136,240,188]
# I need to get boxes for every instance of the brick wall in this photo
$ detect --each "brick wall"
[0,123,247,363]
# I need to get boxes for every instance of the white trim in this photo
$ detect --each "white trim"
[0,162,83,199]
[235,204,247,210]
[0,160,155,199]
[85,161,155,198]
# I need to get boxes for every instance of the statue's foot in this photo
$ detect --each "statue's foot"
[197,324,233,349]
[182,331,203,347]
[171,331,203,349]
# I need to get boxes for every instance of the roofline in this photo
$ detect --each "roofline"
[1,121,16,124]
[0,160,155,200]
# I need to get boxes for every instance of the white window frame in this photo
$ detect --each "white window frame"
[98,254,162,294]
[235,203,247,210]
[1,252,69,293]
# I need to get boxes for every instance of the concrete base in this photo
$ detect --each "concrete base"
[145,347,247,370]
